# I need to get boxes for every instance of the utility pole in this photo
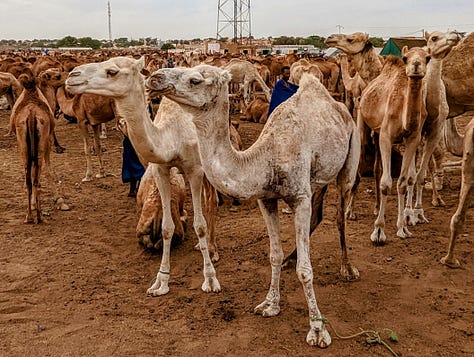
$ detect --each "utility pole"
[108,1,112,44]
[336,24,344,34]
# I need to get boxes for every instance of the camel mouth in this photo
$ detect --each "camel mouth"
[65,79,88,89]
[145,77,174,94]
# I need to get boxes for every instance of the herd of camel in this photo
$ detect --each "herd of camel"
[1,29,473,348]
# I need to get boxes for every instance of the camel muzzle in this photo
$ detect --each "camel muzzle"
[145,72,173,94]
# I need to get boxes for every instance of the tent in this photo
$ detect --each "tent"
[380,37,427,56]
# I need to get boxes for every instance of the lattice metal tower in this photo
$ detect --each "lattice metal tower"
[107,1,112,43]
[216,0,251,44]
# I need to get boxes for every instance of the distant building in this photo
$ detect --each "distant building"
[380,37,427,56]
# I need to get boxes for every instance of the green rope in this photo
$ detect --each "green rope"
[312,316,399,357]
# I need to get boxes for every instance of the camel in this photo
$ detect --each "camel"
[136,165,187,250]
[242,96,269,124]
[336,54,367,119]
[223,59,271,105]
[65,56,220,298]
[359,47,431,244]
[10,69,55,223]
[0,71,22,109]
[146,64,360,348]
[410,31,462,218]
[56,86,116,181]
[440,117,473,268]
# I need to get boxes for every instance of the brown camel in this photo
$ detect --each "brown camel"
[56,86,116,181]
[146,64,360,348]
[65,56,220,298]
[337,54,367,119]
[359,46,431,244]
[136,165,188,250]
[0,71,22,109]
[440,117,473,268]
[10,69,54,223]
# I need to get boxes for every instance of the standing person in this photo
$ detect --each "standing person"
[267,66,299,116]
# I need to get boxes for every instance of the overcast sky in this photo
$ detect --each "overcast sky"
[0,0,473,40]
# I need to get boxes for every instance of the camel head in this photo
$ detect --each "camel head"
[401,46,431,78]
[425,31,462,59]
[65,56,145,97]
[325,32,370,54]
[38,68,68,88]
[146,64,232,110]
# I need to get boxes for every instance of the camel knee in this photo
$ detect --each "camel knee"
[296,266,313,284]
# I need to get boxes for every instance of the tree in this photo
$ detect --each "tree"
[369,37,385,47]
[161,43,175,50]
[56,36,79,48]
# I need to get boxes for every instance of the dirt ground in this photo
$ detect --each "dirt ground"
[0,108,473,357]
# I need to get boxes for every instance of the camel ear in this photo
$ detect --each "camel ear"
[424,32,430,41]
[363,33,369,42]
[135,56,145,72]
[401,46,409,56]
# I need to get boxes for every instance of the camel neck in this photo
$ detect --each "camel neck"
[352,47,382,83]
[403,78,425,133]
[190,90,270,200]
[113,80,175,165]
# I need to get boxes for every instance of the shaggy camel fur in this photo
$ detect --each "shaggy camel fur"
[359,47,431,244]
[289,59,324,84]
[440,117,473,268]
[146,64,360,348]
[136,165,187,250]
[337,54,367,119]
[65,56,220,298]
[10,70,55,223]
[223,59,271,104]
[56,86,116,181]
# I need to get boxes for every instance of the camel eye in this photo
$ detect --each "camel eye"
[190,78,202,85]
[106,69,118,76]
[347,38,353,43]
[431,36,438,42]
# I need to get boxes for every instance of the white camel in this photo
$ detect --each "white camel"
[146,64,361,348]
[65,56,220,297]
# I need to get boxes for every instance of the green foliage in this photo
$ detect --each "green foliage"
[389,331,399,342]
[272,35,328,48]
[161,43,175,50]
[369,37,385,47]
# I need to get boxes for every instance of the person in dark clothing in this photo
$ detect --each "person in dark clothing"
[267,65,299,117]
[122,135,145,197]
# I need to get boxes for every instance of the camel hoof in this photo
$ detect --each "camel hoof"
[147,285,169,296]
[404,208,416,226]
[397,226,413,239]
[370,227,386,245]
[306,322,331,348]
[147,273,170,296]
[440,255,461,269]
[340,264,360,281]
[254,300,280,317]
[201,277,221,293]
[431,197,446,207]
[82,176,93,182]
[211,251,220,263]
[95,173,106,179]
[414,208,429,224]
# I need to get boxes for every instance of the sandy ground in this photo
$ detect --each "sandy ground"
[0,109,473,357]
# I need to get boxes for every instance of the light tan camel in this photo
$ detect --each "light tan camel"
[65,56,220,298]
[440,117,473,268]
[337,54,367,119]
[10,69,54,223]
[136,165,187,250]
[411,31,462,218]
[359,47,431,244]
[56,86,116,181]
[223,59,271,104]
[146,64,361,348]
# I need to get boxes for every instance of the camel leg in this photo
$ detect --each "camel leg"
[294,194,332,348]
[371,132,391,245]
[396,136,420,238]
[403,154,417,226]
[441,128,473,268]
[373,139,382,216]
[336,127,360,280]
[92,125,105,179]
[79,121,94,182]
[254,198,283,317]
[414,126,444,222]
[100,123,107,139]
[188,170,220,293]
[147,165,174,296]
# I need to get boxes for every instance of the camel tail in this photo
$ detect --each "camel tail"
[26,112,40,188]
[337,122,362,199]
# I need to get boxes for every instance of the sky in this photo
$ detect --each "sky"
[0,0,473,41]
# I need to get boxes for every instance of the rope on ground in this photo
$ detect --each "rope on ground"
[315,316,399,357]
